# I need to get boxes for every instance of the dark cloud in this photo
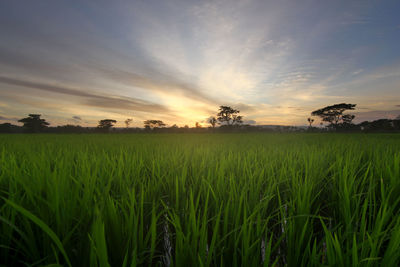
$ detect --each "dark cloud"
[232,103,256,112]
[72,116,82,120]
[0,76,170,113]
[0,49,69,74]
[91,65,218,105]
[0,48,217,107]
[287,106,308,111]
[0,115,18,122]
[0,12,217,107]
[356,106,372,110]
[354,110,400,122]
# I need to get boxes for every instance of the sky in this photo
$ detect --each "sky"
[0,0,400,127]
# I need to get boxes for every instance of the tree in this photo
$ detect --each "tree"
[18,114,49,132]
[342,114,355,124]
[144,120,166,129]
[217,106,243,126]
[56,124,84,133]
[366,119,394,131]
[394,116,400,130]
[208,116,217,128]
[97,119,117,131]
[195,122,202,128]
[125,118,133,128]
[307,117,314,127]
[0,123,21,133]
[311,103,356,129]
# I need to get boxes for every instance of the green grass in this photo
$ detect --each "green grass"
[0,133,399,266]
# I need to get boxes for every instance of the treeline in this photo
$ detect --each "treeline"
[307,103,400,132]
[1,104,399,133]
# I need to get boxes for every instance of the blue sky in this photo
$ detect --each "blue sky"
[0,0,399,126]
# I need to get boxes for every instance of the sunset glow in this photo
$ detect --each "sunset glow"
[1,0,399,127]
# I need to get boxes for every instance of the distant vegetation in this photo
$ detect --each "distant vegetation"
[216,105,243,126]
[97,119,117,132]
[311,103,356,130]
[17,114,50,133]
[1,104,400,133]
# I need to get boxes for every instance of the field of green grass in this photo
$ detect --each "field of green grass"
[0,133,399,266]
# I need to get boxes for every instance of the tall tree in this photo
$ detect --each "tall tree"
[97,119,117,131]
[311,103,356,128]
[208,116,217,128]
[307,117,314,127]
[217,106,243,126]
[125,118,133,128]
[18,114,49,132]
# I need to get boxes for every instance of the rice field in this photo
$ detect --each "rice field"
[0,133,399,266]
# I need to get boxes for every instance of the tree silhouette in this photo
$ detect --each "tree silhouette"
[217,106,243,126]
[394,117,400,130]
[125,118,133,128]
[311,103,356,129]
[97,119,117,131]
[307,117,314,127]
[208,116,217,128]
[18,114,49,132]
[144,120,166,129]
[362,119,394,132]
[342,114,355,124]
[56,124,84,133]
[0,123,20,133]
[195,122,202,128]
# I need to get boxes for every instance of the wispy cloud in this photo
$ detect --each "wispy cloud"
[354,110,400,122]
[352,69,364,75]
[91,65,217,105]
[0,115,18,122]
[0,76,170,113]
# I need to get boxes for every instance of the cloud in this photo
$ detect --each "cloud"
[352,69,363,75]
[232,103,257,113]
[72,116,81,120]
[0,76,170,114]
[0,49,72,75]
[354,110,400,122]
[91,65,218,105]
[0,115,18,122]
[244,119,256,125]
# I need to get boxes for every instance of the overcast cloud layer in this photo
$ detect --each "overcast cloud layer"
[0,0,399,126]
